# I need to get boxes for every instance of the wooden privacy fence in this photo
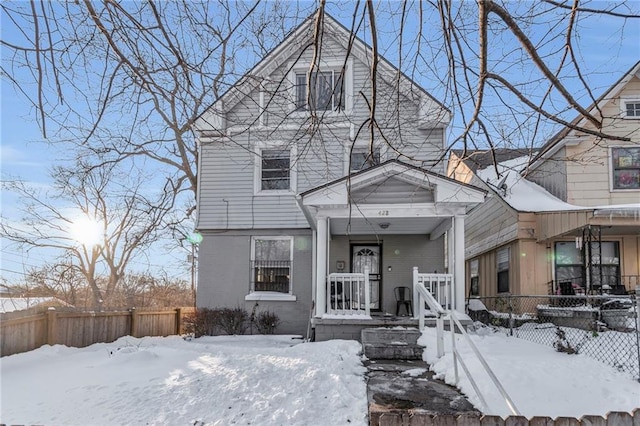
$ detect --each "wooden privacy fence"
[0,307,195,357]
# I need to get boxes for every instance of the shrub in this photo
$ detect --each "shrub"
[183,308,220,337]
[216,307,249,335]
[253,311,280,335]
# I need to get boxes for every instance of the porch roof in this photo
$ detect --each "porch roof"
[535,205,640,242]
[297,160,486,235]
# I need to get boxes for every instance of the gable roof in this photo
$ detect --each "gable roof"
[451,148,536,173]
[529,60,640,170]
[300,159,486,205]
[196,11,450,131]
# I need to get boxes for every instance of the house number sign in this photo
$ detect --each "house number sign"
[378,210,389,216]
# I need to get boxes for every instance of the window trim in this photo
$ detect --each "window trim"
[253,142,297,196]
[469,258,479,296]
[246,236,296,302]
[609,146,640,191]
[620,98,640,119]
[344,142,387,174]
[288,58,353,115]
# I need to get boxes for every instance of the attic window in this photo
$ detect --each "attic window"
[624,100,640,118]
[295,70,344,112]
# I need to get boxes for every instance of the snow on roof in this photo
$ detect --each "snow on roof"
[477,156,640,214]
[476,155,582,212]
[0,297,69,313]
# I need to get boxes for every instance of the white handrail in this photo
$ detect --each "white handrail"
[413,277,520,416]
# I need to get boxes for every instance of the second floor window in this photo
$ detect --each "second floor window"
[350,147,380,172]
[261,149,290,191]
[296,70,345,112]
[624,100,640,117]
[611,147,640,190]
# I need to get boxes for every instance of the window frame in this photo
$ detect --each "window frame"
[496,247,510,294]
[246,236,296,302]
[344,142,387,174]
[289,59,353,115]
[295,70,345,112]
[253,142,297,196]
[610,146,640,191]
[620,98,640,119]
[469,258,480,296]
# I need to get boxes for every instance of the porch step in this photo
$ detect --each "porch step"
[361,327,424,360]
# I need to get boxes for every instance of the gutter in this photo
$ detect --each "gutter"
[295,194,317,231]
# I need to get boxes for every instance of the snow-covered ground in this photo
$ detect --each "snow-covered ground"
[1,329,639,425]
[419,326,640,418]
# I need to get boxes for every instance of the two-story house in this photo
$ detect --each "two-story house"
[448,61,640,299]
[194,11,486,339]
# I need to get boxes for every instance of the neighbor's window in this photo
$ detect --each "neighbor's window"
[295,70,345,112]
[251,237,292,294]
[261,149,290,191]
[496,247,510,293]
[611,147,640,190]
[588,241,620,290]
[624,100,640,118]
[469,259,479,296]
[554,241,584,291]
[350,147,380,172]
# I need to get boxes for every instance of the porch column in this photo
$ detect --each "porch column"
[315,216,328,316]
[454,215,465,313]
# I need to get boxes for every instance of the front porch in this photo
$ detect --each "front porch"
[312,268,469,341]
[297,161,486,339]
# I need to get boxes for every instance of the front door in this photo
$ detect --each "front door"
[352,245,381,310]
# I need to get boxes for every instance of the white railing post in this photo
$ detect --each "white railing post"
[364,266,371,316]
[450,315,458,382]
[413,267,420,320]
[436,315,444,358]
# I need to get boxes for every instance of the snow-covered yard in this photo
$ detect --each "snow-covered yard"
[1,328,639,425]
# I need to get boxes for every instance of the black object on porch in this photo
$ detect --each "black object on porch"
[394,287,413,316]
[331,282,351,309]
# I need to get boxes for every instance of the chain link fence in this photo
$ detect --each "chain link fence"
[466,293,640,379]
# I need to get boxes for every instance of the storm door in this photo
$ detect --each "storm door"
[351,245,381,310]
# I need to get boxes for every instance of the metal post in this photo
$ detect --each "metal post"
[450,315,458,383]
[436,315,444,358]
[635,285,640,382]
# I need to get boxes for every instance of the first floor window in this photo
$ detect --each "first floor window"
[295,70,345,112]
[251,237,292,293]
[554,240,620,292]
[261,149,290,191]
[469,259,479,296]
[611,147,640,189]
[496,247,510,293]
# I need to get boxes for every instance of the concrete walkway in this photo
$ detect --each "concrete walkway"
[365,359,481,424]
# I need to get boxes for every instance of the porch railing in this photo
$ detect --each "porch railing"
[414,282,520,416]
[412,268,454,312]
[326,268,370,316]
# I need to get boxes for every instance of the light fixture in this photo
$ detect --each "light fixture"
[379,222,390,230]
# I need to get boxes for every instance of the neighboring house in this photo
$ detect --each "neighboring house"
[194,12,486,339]
[448,61,640,298]
[0,297,72,314]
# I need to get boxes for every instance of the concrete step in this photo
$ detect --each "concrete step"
[361,327,424,360]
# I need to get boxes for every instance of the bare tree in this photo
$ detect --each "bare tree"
[2,0,638,212]
[1,163,171,308]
